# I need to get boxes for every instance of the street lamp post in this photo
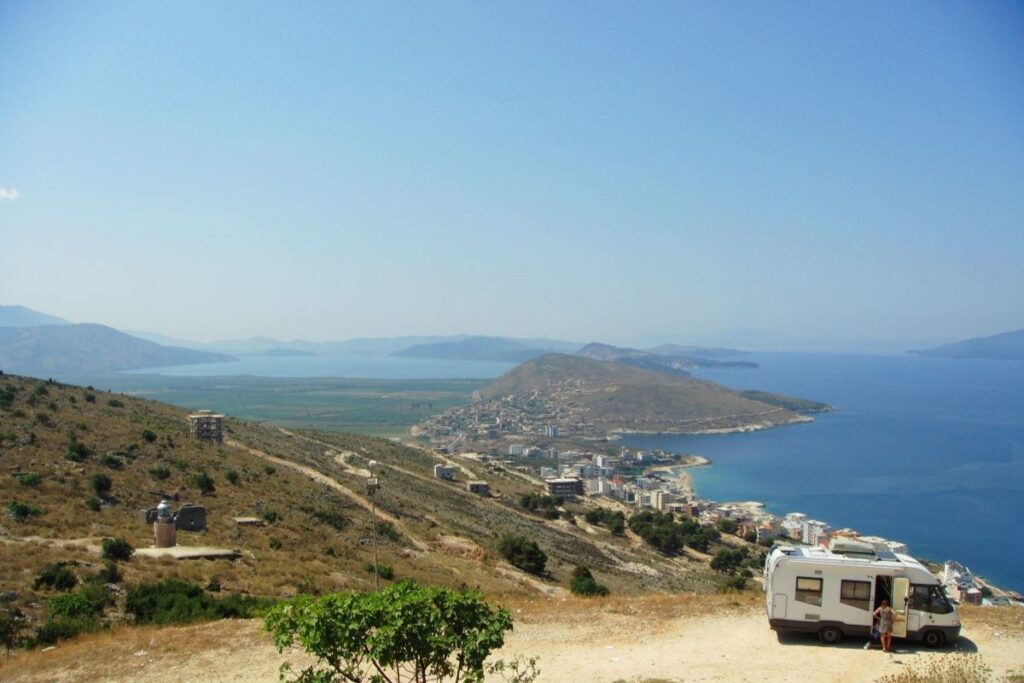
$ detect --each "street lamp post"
[366,460,381,590]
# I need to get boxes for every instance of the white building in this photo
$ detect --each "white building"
[801,519,831,546]
[508,444,527,456]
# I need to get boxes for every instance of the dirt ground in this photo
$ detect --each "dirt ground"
[3,597,1022,682]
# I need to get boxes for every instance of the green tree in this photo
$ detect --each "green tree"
[710,548,747,575]
[496,534,547,575]
[90,472,113,497]
[569,566,609,597]
[716,518,739,535]
[0,606,26,657]
[193,471,215,494]
[101,537,135,562]
[264,580,528,683]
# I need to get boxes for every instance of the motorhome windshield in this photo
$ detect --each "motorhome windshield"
[910,584,954,614]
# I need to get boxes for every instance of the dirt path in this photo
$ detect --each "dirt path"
[6,602,1021,682]
[224,438,430,552]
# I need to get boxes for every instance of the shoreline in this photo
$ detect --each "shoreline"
[611,413,815,437]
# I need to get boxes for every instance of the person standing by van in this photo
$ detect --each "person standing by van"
[873,599,895,653]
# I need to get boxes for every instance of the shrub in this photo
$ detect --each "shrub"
[192,471,215,494]
[93,561,122,585]
[629,510,719,555]
[31,617,82,646]
[17,472,42,487]
[90,473,113,497]
[301,506,348,531]
[99,454,124,470]
[269,538,283,550]
[260,509,279,524]
[0,606,26,656]
[718,575,748,592]
[101,537,134,562]
[84,392,96,403]
[107,399,124,408]
[7,501,41,521]
[141,429,158,443]
[65,440,92,462]
[496,534,547,575]
[34,563,78,591]
[85,496,102,512]
[148,466,171,481]
[716,518,739,535]
[519,493,563,513]
[710,548,747,575]
[225,469,240,485]
[126,580,269,625]
[49,584,109,619]
[363,562,395,580]
[263,465,276,475]
[569,566,609,597]
[33,412,51,427]
[264,581,519,683]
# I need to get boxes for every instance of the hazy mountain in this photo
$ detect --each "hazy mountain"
[576,342,756,374]
[126,329,209,349]
[911,329,1024,360]
[0,305,70,327]
[480,354,828,433]
[393,336,552,362]
[0,324,236,376]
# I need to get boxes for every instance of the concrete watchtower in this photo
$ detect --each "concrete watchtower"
[154,499,177,548]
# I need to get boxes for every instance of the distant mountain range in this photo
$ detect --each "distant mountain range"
[0,305,70,328]
[911,329,1024,361]
[0,324,235,375]
[575,342,756,375]
[479,353,829,434]
[392,336,580,362]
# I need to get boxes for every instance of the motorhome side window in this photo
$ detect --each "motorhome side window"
[909,585,954,614]
[795,577,822,606]
[840,580,871,610]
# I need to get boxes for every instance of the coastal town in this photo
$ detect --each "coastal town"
[423,421,1023,607]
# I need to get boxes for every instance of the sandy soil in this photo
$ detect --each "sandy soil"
[4,598,1022,683]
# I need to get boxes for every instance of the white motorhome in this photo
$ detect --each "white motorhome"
[764,539,960,647]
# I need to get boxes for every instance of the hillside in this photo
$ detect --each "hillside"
[911,329,1024,360]
[480,354,828,433]
[0,324,235,375]
[0,373,734,643]
[0,305,69,328]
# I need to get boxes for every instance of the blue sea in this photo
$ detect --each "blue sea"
[623,353,1024,593]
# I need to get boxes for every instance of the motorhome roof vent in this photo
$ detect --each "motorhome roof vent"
[829,538,876,556]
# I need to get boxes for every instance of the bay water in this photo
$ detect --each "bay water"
[623,353,1024,593]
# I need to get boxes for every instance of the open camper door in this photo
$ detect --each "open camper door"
[892,577,910,638]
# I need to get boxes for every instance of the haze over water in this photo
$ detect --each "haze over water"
[624,353,1024,593]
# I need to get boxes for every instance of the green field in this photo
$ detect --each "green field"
[68,374,484,437]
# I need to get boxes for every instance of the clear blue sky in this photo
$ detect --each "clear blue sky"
[1,1,1022,347]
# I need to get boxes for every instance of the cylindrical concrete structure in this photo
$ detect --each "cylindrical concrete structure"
[154,519,176,548]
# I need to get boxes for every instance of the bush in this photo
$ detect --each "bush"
[710,548,747,575]
[519,493,563,513]
[7,500,41,521]
[107,399,124,408]
[569,566,609,597]
[225,469,240,485]
[716,518,739,535]
[85,496,102,512]
[65,440,92,462]
[585,508,626,535]
[101,537,134,562]
[34,412,51,427]
[148,466,171,480]
[718,575,748,592]
[83,392,96,403]
[260,509,279,524]
[93,561,122,585]
[192,471,215,494]
[31,617,82,646]
[141,429,158,443]
[0,606,26,656]
[90,473,113,497]
[269,538,283,550]
[49,584,109,619]
[264,581,518,683]
[263,465,276,475]
[34,563,78,591]
[126,579,270,625]
[629,510,719,555]
[99,454,124,470]
[496,534,547,575]
[363,562,395,580]
[17,472,42,487]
